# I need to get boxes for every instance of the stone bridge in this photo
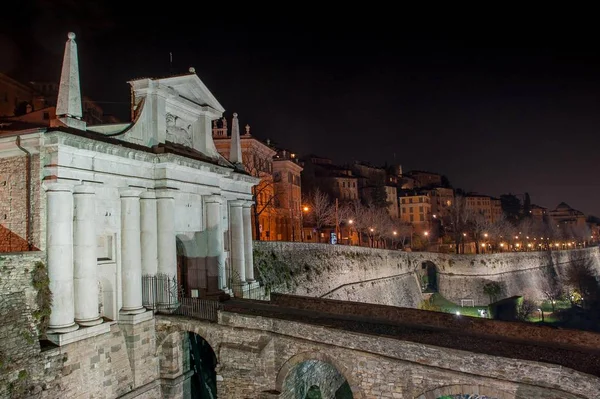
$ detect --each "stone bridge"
[155,294,600,399]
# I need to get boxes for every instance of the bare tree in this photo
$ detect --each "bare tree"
[389,220,412,249]
[445,196,473,254]
[540,277,563,312]
[304,188,335,241]
[242,146,277,240]
[469,212,494,254]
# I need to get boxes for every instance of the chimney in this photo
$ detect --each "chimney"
[51,32,86,130]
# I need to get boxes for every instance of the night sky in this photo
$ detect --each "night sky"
[2,3,600,216]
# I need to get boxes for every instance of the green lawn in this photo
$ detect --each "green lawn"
[429,293,488,318]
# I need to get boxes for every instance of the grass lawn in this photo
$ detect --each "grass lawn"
[429,293,488,318]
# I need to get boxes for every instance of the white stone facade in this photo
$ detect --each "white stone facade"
[0,33,259,345]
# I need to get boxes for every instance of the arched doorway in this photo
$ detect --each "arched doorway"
[177,238,188,297]
[188,332,217,398]
[421,261,438,292]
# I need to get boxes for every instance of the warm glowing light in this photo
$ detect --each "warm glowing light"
[527,243,532,248]
[481,243,485,247]
[500,243,505,247]
[369,228,374,232]
[424,231,429,236]
[555,243,560,247]
[348,219,353,224]
[455,311,461,316]
[463,233,467,237]
[433,214,437,218]
[484,233,488,238]
[393,231,397,235]
[515,236,519,239]
[516,243,520,248]
[303,206,309,212]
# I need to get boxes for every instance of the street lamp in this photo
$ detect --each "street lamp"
[301,205,310,242]
[348,219,354,245]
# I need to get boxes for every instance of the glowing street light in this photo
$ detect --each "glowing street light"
[393,231,397,236]
[483,233,488,238]
[303,205,309,212]
[348,219,353,225]
[424,231,429,236]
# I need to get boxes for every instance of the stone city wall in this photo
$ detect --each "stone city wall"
[0,252,161,399]
[0,154,43,253]
[254,242,600,306]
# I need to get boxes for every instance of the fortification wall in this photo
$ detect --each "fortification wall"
[254,242,600,306]
[253,242,423,307]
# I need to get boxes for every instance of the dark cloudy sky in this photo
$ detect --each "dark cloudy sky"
[2,3,600,216]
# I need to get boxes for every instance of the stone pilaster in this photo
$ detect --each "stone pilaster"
[120,188,145,314]
[46,182,78,333]
[73,184,102,326]
[229,200,245,283]
[205,195,226,291]
[243,201,254,282]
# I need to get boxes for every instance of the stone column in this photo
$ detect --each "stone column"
[140,191,158,276]
[205,195,225,290]
[141,191,158,308]
[229,200,245,283]
[157,190,177,305]
[120,189,145,314]
[73,185,102,326]
[157,190,177,277]
[46,183,78,333]
[243,201,254,281]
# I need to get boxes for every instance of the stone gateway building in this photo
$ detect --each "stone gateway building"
[0,32,259,396]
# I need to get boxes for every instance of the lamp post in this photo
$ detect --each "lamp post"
[301,205,309,242]
[348,219,354,245]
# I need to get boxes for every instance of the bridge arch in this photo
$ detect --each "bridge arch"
[275,351,364,399]
[155,322,221,363]
[415,384,515,399]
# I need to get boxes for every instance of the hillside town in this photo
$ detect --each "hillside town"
[1,68,596,256]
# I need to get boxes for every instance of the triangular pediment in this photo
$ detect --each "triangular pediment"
[158,73,225,113]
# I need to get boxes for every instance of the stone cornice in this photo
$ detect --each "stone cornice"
[44,130,257,183]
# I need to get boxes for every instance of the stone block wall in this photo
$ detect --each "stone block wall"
[254,242,600,307]
[0,154,42,253]
[0,252,45,397]
[0,252,162,399]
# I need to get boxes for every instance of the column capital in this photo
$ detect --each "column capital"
[204,194,223,204]
[43,181,74,193]
[243,200,254,208]
[230,199,245,207]
[73,184,95,195]
[119,187,144,198]
[155,189,176,200]
[140,191,156,200]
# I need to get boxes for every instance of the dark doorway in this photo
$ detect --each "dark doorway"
[177,238,188,297]
[422,261,438,292]
[188,332,217,398]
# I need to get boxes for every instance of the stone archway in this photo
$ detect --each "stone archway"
[274,351,363,399]
[421,261,439,292]
[415,384,515,399]
[155,324,222,399]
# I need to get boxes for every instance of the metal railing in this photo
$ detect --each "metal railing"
[142,274,221,322]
